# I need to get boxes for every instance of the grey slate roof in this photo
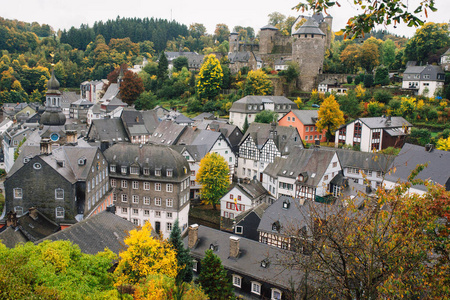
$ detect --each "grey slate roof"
[103,143,190,180]
[293,17,325,36]
[148,120,186,145]
[192,112,215,121]
[403,65,445,81]
[333,148,394,172]
[258,196,339,237]
[230,96,295,114]
[384,143,450,191]
[61,92,80,109]
[87,118,129,143]
[0,227,28,248]
[233,179,268,200]
[228,51,255,63]
[101,83,119,101]
[358,116,411,129]
[289,110,319,125]
[263,147,335,188]
[184,225,303,289]
[235,202,269,224]
[170,144,209,162]
[41,211,136,255]
[260,24,278,30]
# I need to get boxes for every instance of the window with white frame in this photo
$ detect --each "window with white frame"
[166,184,173,192]
[132,208,138,215]
[121,166,127,174]
[143,182,150,190]
[143,196,150,205]
[167,222,173,231]
[132,219,139,225]
[155,197,162,206]
[110,165,116,173]
[132,181,139,189]
[251,282,261,295]
[13,188,23,199]
[232,275,242,288]
[121,180,127,188]
[235,226,243,234]
[166,198,173,207]
[143,168,150,175]
[192,260,198,272]
[55,207,65,218]
[14,206,23,215]
[121,194,128,202]
[155,183,161,191]
[144,209,150,216]
[155,211,161,217]
[132,195,139,203]
[155,169,161,176]
[111,179,116,187]
[167,212,173,218]
[130,166,139,175]
[122,207,127,213]
[55,188,64,200]
[271,288,282,300]
[87,182,91,192]
[167,169,173,177]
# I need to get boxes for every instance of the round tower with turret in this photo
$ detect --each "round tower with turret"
[292,18,326,91]
[259,24,279,55]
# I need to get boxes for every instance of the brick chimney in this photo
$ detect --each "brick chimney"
[40,138,52,155]
[188,224,199,249]
[6,211,18,227]
[66,130,77,145]
[29,207,38,220]
[229,236,240,258]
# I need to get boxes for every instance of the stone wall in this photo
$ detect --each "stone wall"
[269,77,297,96]
[318,73,356,84]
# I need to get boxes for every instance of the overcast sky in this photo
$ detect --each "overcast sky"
[2,0,449,38]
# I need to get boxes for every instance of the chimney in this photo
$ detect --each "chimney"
[66,130,77,145]
[40,138,52,155]
[229,236,240,258]
[188,224,199,249]
[100,140,110,152]
[425,144,434,152]
[6,211,18,227]
[29,207,38,220]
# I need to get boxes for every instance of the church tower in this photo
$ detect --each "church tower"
[40,69,67,145]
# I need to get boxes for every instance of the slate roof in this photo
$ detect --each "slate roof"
[233,179,268,200]
[403,65,445,81]
[230,96,295,114]
[173,113,193,124]
[103,143,190,180]
[0,226,28,248]
[184,225,303,289]
[148,120,186,145]
[258,196,339,237]
[87,118,129,143]
[121,109,149,136]
[70,99,93,107]
[240,122,303,155]
[192,112,215,121]
[193,120,242,147]
[384,143,450,191]
[289,110,319,125]
[101,83,119,101]
[170,144,209,162]
[339,116,412,130]
[41,211,136,255]
[293,17,325,36]
[333,148,394,172]
[140,110,160,134]
[263,147,335,188]
[228,51,255,63]
[260,24,278,30]
[235,202,269,224]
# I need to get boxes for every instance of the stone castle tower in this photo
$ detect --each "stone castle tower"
[229,13,332,92]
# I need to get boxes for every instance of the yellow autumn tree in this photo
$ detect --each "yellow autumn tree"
[114,222,179,287]
[316,94,345,143]
[436,136,450,151]
[196,54,223,101]
[196,152,230,210]
[244,69,273,96]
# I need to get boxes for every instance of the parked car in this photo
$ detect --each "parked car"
[312,104,320,108]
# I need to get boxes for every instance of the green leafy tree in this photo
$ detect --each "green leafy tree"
[317,95,345,143]
[169,219,194,284]
[255,110,278,124]
[337,91,362,118]
[404,22,450,63]
[157,51,169,87]
[173,56,189,72]
[294,0,438,38]
[214,24,230,43]
[244,69,273,96]
[196,54,223,101]
[374,66,390,86]
[380,39,397,68]
[409,128,431,146]
[198,249,234,300]
[134,91,157,110]
[196,152,229,210]
[283,62,300,83]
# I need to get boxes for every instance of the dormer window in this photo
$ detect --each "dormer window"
[209,243,218,251]
[167,169,173,177]
[155,169,161,176]
[261,258,270,268]
[110,165,116,172]
[298,175,304,181]
[282,201,290,209]
[130,166,139,175]
[272,221,280,232]
[143,168,150,175]
[121,166,127,174]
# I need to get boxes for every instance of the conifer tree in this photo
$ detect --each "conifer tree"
[157,51,168,87]
[242,116,249,134]
[198,249,234,299]
[169,218,193,284]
